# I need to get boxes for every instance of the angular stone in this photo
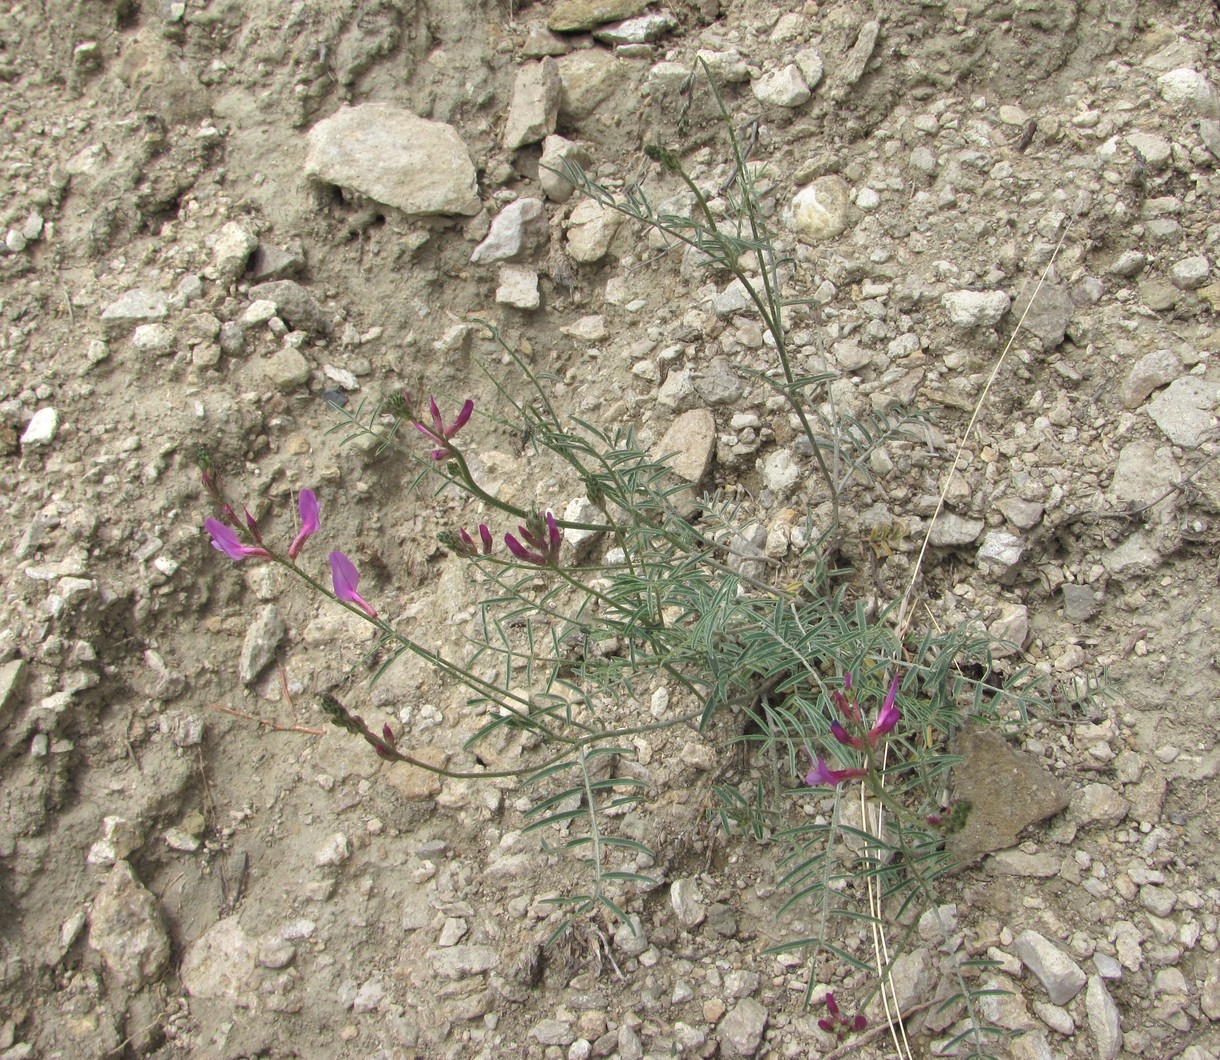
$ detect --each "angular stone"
[305,104,479,216]
[1086,976,1123,1059]
[1013,930,1087,1006]
[557,49,627,123]
[211,221,258,283]
[88,861,171,989]
[247,280,329,334]
[495,265,541,310]
[239,605,285,685]
[0,658,27,726]
[927,512,984,546]
[20,408,59,447]
[1061,584,1101,623]
[1146,377,1220,448]
[548,0,646,33]
[1070,782,1129,827]
[592,11,677,46]
[181,917,258,999]
[539,135,592,203]
[1156,67,1217,112]
[1127,130,1171,168]
[977,531,1024,577]
[566,198,622,263]
[670,877,706,929]
[1170,254,1209,290]
[471,198,549,264]
[504,59,561,150]
[656,409,716,484]
[131,323,174,356]
[1012,280,1073,347]
[101,289,169,330]
[830,19,879,101]
[1110,440,1179,509]
[429,944,500,979]
[718,997,767,1058]
[943,289,1010,327]
[1121,349,1183,408]
[788,176,850,242]
[262,347,311,391]
[948,728,1070,867]
[751,64,810,108]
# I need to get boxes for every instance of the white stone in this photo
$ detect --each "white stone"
[1013,930,1087,1005]
[504,58,560,150]
[943,289,1011,327]
[472,198,549,264]
[305,104,480,216]
[1170,254,1210,290]
[1146,377,1220,448]
[1120,350,1183,409]
[20,407,59,447]
[751,64,810,108]
[1157,68,1217,112]
[787,176,851,242]
[761,449,801,494]
[539,135,592,203]
[566,198,622,263]
[1086,976,1123,1060]
[495,265,541,309]
[314,832,351,867]
[131,323,174,356]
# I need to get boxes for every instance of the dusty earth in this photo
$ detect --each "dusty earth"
[2,0,1220,1057]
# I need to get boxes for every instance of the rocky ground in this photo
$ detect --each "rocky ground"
[2,0,1220,1057]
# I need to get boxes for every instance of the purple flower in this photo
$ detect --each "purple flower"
[869,674,901,742]
[329,551,378,619]
[288,489,320,560]
[457,523,493,556]
[414,397,474,459]
[830,719,867,752]
[803,750,867,788]
[504,511,562,567]
[205,518,271,561]
[829,673,902,750]
[818,992,867,1036]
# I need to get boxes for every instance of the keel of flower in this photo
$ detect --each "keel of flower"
[288,489,320,560]
[817,992,867,1039]
[329,550,378,618]
[205,518,271,562]
[804,750,867,788]
[414,396,474,459]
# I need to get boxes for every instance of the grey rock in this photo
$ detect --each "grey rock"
[751,64,810,108]
[724,970,759,999]
[1108,250,1147,277]
[613,914,648,956]
[694,357,744,404]
[1012,280,1073,348]
[761,449,801,495]
[305,104,480,216]
[977,531,1024,576]
[495,265,541,310]
[1013,930,1087,1005]
[262,347,312,391]
[670,877,706,929]
[718,997,768,1057]
[248,280,329,334]
[796,49,823,90]
[557,48,627,123]
[539,135,592,203]
[88,861,171,989]
[1086,976,1123,1059]
[430,944,499,979]
[888,947,937,1010]
[0,658,27,726]
[943,289,1010,327]
[927,512,984,546]
[565,198,622,263]
[531,1019,575,1046]
[1070,782,1129,827]
[181,917,258,999]
[1101,532,1161,577]
[1199,118,1220,159]
[657,367,696,411]
[1170,254,1210,290]
[978,975,1054,1060]
[712,278,752,316]
[1138,885,1176,917]
[219,320,245,356]
[988,603,1030,655]
[471,198,549,264]
[522,22,569,57]
[211,221,257,283]
[548,0,646,32]
[657,409,715,484]
[239,605,285,685]
[1110,441,1179,509]
[997,496,1044,529]
[1127,130,1172,168]
[788,175,851,242]
[617,1023,644,1060]
[1120,349,1184,408]
[1146,377,1220,447]
[1202,954,1220,1019]
[249,241,305,280]
[20,408,59,447]
[504,59,561,150]
[948,729,1069,866]
[1156,67,1217,112]
[101,289,169,330]
[593,11,677,46]
[988,850,1061,877]
[830,19,879,101]
[1061,584,1101,622]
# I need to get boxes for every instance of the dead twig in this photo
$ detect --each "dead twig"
[208,702,324,736]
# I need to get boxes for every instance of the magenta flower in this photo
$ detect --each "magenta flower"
[288,489,320,559]
[804,750,867,787]
[818,992,867,1037]
[458,524,493,556]
[871,674,901,740]
[414,397,474,459]
[504,511,562,566]
[329,551,378,618]
[829,673,902,750]
[206,518,271,561]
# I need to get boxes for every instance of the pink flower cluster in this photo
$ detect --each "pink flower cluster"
[804,672,902,788]
[204,488,377,619]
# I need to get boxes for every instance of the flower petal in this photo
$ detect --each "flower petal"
[329,550,360,599]
[206,518,246,561]
[447,398,474,436]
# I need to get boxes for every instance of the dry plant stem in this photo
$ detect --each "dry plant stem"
[208,702,325,736]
